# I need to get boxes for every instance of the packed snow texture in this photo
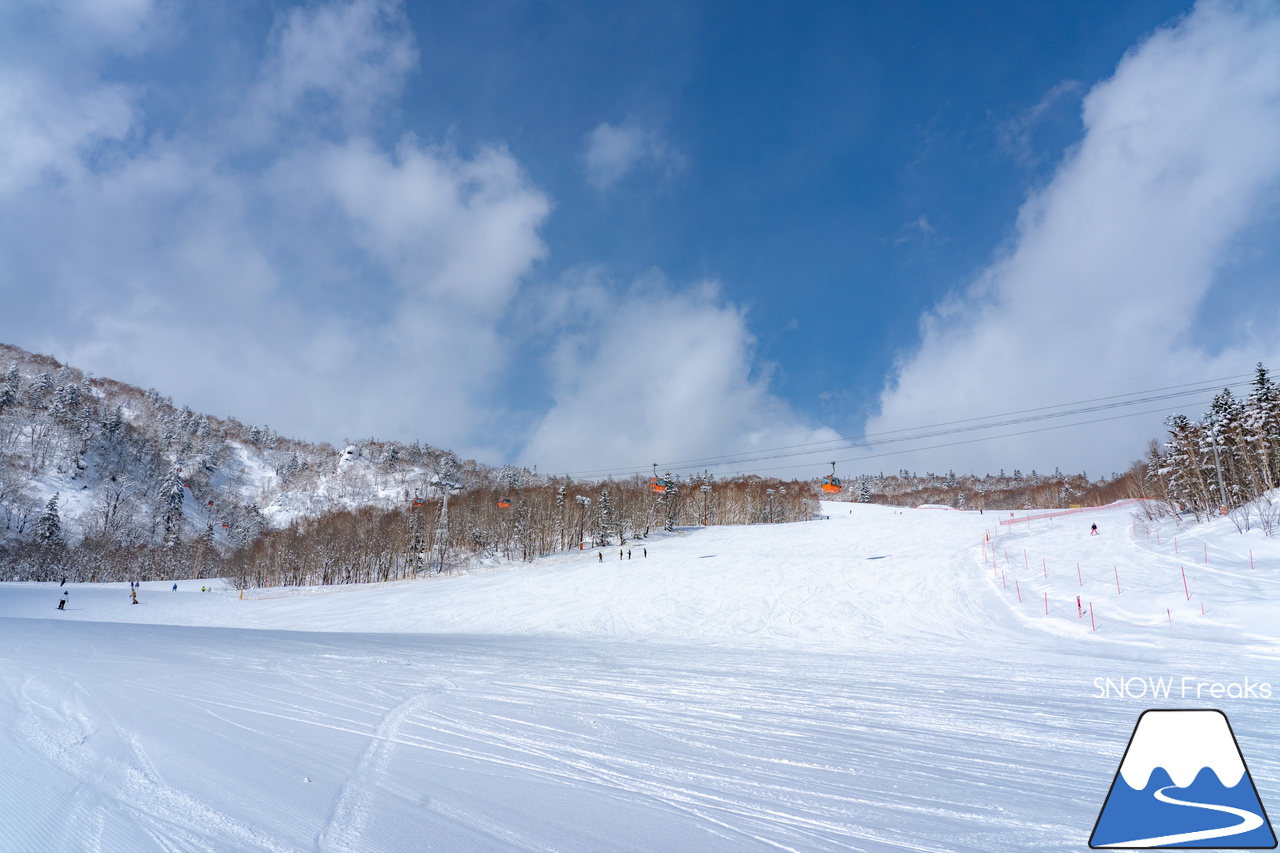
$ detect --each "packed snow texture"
[2,502,1278,851]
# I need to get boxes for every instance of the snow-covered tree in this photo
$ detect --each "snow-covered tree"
[595,486,616,545]
[663,478,680,532]
[161,469,185,547]
[35,492,64,548]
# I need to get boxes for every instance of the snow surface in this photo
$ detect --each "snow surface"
[2,502,1279,851]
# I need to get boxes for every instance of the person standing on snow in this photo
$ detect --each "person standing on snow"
[1090,523,1098,535]
[58,590,68,610]
[130,586,138,605]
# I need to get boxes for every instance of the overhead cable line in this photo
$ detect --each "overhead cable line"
[557,373,1252,479]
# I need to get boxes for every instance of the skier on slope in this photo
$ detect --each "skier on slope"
[57,590,68,610]
[1090,523,1099,536]
[130,586,138,605]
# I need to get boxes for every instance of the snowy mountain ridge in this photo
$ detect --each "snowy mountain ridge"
[0,341,494,550]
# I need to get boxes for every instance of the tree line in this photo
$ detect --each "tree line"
[7,473,820,586]
[1146,363,1280,533]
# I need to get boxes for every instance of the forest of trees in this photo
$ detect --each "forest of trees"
[1146,363,1280,533]
[4,341,1218,590]
[0,344,818,586]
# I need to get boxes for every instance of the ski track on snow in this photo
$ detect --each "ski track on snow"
[3,503,1279,851]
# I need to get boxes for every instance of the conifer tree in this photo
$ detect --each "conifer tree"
[36,492,64,548]
[663,479,680,532]
[162,469,185,547]
[596,486,615,545]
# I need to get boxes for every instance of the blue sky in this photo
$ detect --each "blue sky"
[3,0,1280,481]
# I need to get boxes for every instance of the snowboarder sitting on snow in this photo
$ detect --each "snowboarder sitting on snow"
[1090,523,1098,535]
[57,591,68,610]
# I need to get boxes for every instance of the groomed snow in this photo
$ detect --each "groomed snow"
[2,502,1278,851]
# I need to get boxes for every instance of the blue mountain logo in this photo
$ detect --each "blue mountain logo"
[1091,709,1276,848]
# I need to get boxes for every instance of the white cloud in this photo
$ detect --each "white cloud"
[582,120,682,191]
[518,269,840,477]
[866,0,1280,476]
[300,136,548,312]
[995,79,1082,168]
[0,71,134,193]
[0,0,813,477]
[245,0,418,140]
[0,0,549,458]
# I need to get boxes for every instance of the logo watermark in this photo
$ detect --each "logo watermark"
[1090,710,1276,848]
[1092,676,1273,701]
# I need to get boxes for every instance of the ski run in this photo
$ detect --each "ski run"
[2,500,1278,852]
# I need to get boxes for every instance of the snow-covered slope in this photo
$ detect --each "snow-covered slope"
[1,502,1277,852]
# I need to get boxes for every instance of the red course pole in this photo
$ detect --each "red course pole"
[1024,549,1029,570]
[1182,566,1189,600]
[1044,591,1048,615]
[1204,543,1208,564]
[1042,557,1047,579]
[1167,608,1172,626]
[1077,562,1082,587]
[1016,580,1022,603]
[1090,602,1096,632]
[1115,566,1121,594]
[1250,549,1255,571]
[1002,570,1007,589]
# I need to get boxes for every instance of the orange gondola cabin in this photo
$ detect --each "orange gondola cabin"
[820,462,842,494]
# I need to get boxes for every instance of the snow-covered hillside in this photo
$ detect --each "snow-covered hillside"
[0,342,494,548]
[2,501,1277,852]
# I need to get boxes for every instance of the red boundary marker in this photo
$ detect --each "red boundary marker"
[997,499,1153,526]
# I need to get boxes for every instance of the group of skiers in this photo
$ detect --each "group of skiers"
[597,547,647,562]
[57,579,153,610]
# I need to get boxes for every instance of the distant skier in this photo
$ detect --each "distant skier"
[619,549,623,560]
[597,552,602,562]
[1090,523,1098,536]
[172,583,177,591]
[130,587,138,605]
[57,590,67,610]
[643,548,647,558]
[627,549,632,560]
